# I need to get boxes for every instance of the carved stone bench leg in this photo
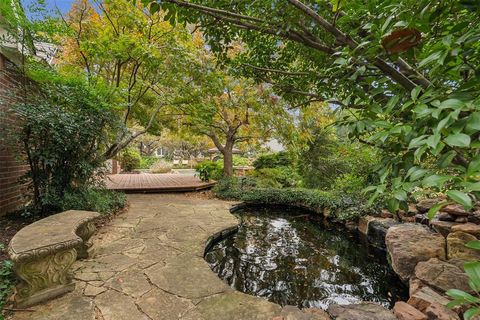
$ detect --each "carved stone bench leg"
[76,221,96,259]
[14,248,77,308]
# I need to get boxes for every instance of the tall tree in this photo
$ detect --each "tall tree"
[144,0,480,214]
[59,0,201,159]
[172,73,284,176]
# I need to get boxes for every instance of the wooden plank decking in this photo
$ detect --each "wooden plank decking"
[105,174,216,193]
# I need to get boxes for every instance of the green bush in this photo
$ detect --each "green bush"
[7,79,116,217]
[214,177,378,221]
[139,156,158,169]
[196,160,223,181]
[298,130,378,190]
[119,149,142,172]
[331,173,367,195]
[60,188,126,215]
[0,246,14,315]
[233,155,250,167]
[252,166,301,188]
[253,151,294,170]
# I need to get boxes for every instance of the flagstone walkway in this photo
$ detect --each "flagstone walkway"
[11,194,326,320]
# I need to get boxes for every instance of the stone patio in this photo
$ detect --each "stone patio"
[11,194,320,320]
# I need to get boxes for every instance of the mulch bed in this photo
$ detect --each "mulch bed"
[0,213,31,263]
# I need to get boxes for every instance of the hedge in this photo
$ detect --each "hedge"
[214,177,380,221]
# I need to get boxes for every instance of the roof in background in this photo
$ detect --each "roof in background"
[0,0,58,66]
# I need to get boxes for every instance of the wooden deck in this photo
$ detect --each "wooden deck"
[105,174,216,193]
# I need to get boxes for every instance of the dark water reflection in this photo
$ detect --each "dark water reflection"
[204,206,407,309]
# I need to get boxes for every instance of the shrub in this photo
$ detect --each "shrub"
[119,149,142,172]
[298,130,378,190]
[253,151,294,170]
[196,160,223,181]
[331,173,367,195]
[150,159,173,173]
[7,80,116,216]
[252,166,301,188]
[233,155,251,167]
[139,156,158,169]
[214,177,379,221]
[60,187,126,215]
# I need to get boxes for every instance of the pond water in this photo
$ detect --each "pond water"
[204,206,408,310]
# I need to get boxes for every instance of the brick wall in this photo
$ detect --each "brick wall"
[0,53,30,216]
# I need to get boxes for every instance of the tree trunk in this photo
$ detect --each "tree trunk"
[223,142,234,177]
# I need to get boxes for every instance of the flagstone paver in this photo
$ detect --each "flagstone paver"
[11,194,323,320]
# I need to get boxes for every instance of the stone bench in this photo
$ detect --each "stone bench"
[8,210,100,308]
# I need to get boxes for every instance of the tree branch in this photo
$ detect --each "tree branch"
[242,63,316,76]
[286,0,423,91]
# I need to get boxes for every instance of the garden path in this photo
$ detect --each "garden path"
[11,194,314,320]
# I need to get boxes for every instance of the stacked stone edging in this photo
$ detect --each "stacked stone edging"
[358,196,480,320]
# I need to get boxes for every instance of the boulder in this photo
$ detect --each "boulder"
[447,231,480,260]
[278,305,330,320]
[409,277,425,296]
[408,204,418,216]
[430,220,460,237]
[437,212,456,222]
[451,223,480,237]
[327,302,396,320]
[358,216,375,235]
[454,216,468,223]
[393,301,427,320]
[380,209,394,219]
[385,224,446,282]
[416,199,442,213]
[414,258,470,293]
[303,308,331,320]
[415,214,430,225]
[367,218,399,250]
[442,204,469,216]
[468,211,480,224]
[407,287,450,312]
[401,216,416,223]
[425,302,460,320]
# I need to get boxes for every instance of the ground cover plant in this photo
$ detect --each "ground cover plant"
[0,244,14,320]
[214,177,380,222]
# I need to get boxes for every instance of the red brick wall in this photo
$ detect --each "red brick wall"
[0,53,30,216]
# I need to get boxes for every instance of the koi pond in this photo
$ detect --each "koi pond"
[204,206,408,309]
